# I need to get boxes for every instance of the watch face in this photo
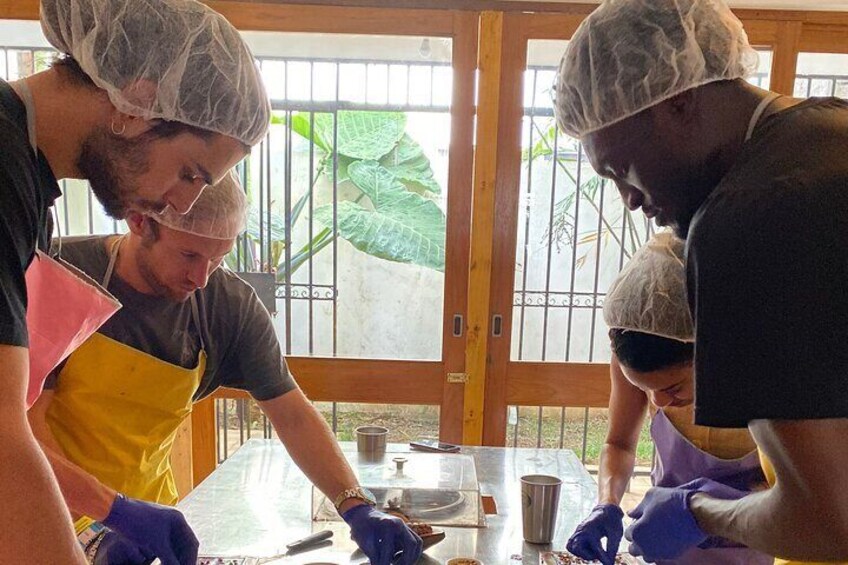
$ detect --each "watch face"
[360,487,377,505]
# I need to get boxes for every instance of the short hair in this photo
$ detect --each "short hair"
[609,328,693,373]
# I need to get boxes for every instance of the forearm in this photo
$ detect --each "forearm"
[261,390,359,510]
[0,347,85,563]
[691,486,848,560]
[597,443,637,506]
[40,442,117,520]
[28,391,117,520]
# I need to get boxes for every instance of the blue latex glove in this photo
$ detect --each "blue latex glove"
[566,504,624,565]
[342,504,423,565]
[625,478,748,561]
[93,530,155,565]
[103,494,199,565]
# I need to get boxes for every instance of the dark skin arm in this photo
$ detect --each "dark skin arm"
[691,418,848,560]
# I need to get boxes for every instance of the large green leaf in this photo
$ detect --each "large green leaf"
[347,160,404,207]
[292,111,406,161]
[314,161,445,271]
[380,134,441,194]
[289,113,330,153]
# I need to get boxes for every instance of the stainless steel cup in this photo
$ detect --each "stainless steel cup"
[520,474,562,544]
[356,425,388,454]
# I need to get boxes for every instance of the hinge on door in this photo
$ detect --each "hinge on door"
[447,372,468,384]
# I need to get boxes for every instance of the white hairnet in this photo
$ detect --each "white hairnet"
[41,0,270,145]
[604,232,693,342]
[153,171,246,240]
[555,0,759,138]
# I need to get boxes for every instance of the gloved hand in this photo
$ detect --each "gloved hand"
[342,504,423,565]
[566,503,624,565]
[103,494,199,565]
[93,530,155,565]
[625,478,748,562]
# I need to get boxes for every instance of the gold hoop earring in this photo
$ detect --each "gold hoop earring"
[110,120,126,136]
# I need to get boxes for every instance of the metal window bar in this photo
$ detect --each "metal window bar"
[794,73,848,98]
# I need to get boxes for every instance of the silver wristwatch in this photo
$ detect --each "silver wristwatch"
[333,486,377,510]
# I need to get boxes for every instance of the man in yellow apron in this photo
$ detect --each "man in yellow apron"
[29,173,423,565]
[1,0,270,560]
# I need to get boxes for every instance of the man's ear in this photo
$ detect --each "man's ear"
[650,89,699,137]
[108,79,160,139]
[125,211,146,235]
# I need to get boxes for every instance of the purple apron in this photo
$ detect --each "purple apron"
[650,409,772,565]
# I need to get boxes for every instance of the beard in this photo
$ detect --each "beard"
[136,247,192,303]
[76,128,164,219]
[667,148,728,240]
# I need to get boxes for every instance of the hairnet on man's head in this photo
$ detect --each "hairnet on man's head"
[153,171,246,240]
[604,231,694,343]
[554,0,759,139]
[41,0,270,146]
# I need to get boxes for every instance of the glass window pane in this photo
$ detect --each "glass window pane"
[239,33,452,361]
[795,53,848,99]
[748,49,773,89]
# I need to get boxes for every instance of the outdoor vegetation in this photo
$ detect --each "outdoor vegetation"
[225,110,446,278]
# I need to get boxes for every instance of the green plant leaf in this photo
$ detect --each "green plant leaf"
[294,111,406,161]
[346,160,405,207]
[320,154,354,185]
[522,122,559,162]
[380,134,441,194]
[314,161,446,271]
[333,111,406,160]
[288,113,330,153]
[246,207,287,243]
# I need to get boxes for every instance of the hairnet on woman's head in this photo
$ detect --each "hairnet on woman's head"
[153,171,246,240]
[604,231,694,343]
[41,0,270,146]
[554,0,759,139]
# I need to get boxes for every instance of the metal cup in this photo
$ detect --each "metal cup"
[356,425,388,454]
[520,474,562,544]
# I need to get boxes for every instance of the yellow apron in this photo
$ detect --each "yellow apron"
[46,236,205,506]
[759,451,846,565]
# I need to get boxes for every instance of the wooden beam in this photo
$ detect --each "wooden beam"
[191,396,218,487]
[5,0,848,24]
[741,19,781,46]
[439,11,479,444]
[800,23,848,53]
[213,358,444,404]
[462,11,504,445]
[506,362,611,407]
[771,20,803,95]
[480,12,527,447]
[206,2,455,35]
[0,1,38,19]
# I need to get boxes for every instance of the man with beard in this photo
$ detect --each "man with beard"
[554,0,848,562]
[28,174,424,565]
[0,0,268,561]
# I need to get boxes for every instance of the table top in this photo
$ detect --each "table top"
[179,439,599,564]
